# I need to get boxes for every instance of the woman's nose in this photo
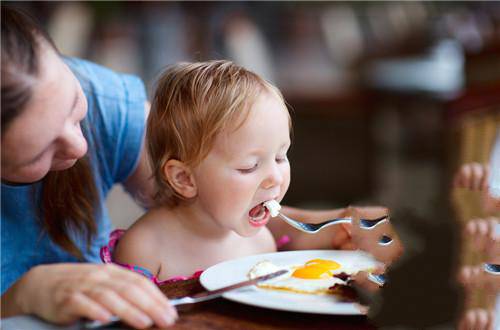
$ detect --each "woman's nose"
[262,164,283,189]
[57,123,88,159]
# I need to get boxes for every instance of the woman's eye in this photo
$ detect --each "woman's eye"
[237,164,258,174]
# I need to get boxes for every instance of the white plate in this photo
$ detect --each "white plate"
[200,250,377,315]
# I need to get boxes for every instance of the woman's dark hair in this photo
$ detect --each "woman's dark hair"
[1,6,98,259]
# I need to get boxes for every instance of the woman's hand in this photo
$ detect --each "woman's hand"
[332,206,390,250]
[465,217,499,261]
[349,267,386,294]
[349,206,404,266]
[454,163,490,191]
[2,263,177,329]
[458,308,495,330]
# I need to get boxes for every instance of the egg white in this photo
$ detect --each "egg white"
[248,260,352,295]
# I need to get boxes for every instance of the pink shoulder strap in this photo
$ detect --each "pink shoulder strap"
[100,229,202,285]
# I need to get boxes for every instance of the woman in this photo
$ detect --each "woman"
[1,6,378,328]
[1,7,177,328]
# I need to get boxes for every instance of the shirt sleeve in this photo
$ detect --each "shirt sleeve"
[107,73,146,183]
[66,58,147,189]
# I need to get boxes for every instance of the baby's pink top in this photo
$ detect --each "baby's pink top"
[100,229,291,286]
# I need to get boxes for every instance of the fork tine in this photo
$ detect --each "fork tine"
[359,215,389,230]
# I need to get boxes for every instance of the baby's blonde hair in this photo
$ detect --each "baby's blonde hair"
[147,60,288,206]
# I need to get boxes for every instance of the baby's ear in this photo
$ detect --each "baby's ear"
[163,159,197,199]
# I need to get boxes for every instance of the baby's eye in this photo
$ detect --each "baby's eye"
[237,164,258,174]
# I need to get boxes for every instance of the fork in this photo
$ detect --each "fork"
[367,273,387,286]
[361,263,499,288]
[483,263,500,275]
[276,213,389,234]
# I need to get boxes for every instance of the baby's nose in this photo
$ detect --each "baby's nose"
[262,166,283,189]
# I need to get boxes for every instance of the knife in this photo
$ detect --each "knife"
[84,269,288,329]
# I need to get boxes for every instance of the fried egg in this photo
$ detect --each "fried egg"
[248,258,368,295]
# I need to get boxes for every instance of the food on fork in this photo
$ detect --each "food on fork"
[264,200,281,217]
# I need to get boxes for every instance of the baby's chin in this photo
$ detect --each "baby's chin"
[235,222,266,238]
[237,230,260,238]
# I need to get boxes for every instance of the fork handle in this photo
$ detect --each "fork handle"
[171,296,196,305]
[315,218,352,232]
[324,218,352,225]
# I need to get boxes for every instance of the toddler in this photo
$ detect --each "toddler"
[102,60,292,283]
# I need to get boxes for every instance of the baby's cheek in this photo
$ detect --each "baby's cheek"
[281,169,291,194]
[230,177,260,207]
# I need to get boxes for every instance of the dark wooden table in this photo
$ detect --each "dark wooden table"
[152,278,375,330]
[0,277,375,330]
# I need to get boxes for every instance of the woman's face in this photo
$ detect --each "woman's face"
[1,44,88,183]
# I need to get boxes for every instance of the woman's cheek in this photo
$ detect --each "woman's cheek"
[22,161,51,182]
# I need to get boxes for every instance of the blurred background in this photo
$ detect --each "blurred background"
[9,1,499,225]
[7,1,499,322]
[7,1,500,223]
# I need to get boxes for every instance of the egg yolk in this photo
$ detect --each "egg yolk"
[292,259,341,279]
[305,259,341,268]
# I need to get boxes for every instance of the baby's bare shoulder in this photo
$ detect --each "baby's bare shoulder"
[113,211,168,272]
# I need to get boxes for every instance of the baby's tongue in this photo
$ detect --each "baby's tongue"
[249,203,265,218]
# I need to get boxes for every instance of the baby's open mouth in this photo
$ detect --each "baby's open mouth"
[249,203,267,221]
[248,200,281,227]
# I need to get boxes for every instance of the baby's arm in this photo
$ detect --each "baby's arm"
[113,225,162,282]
